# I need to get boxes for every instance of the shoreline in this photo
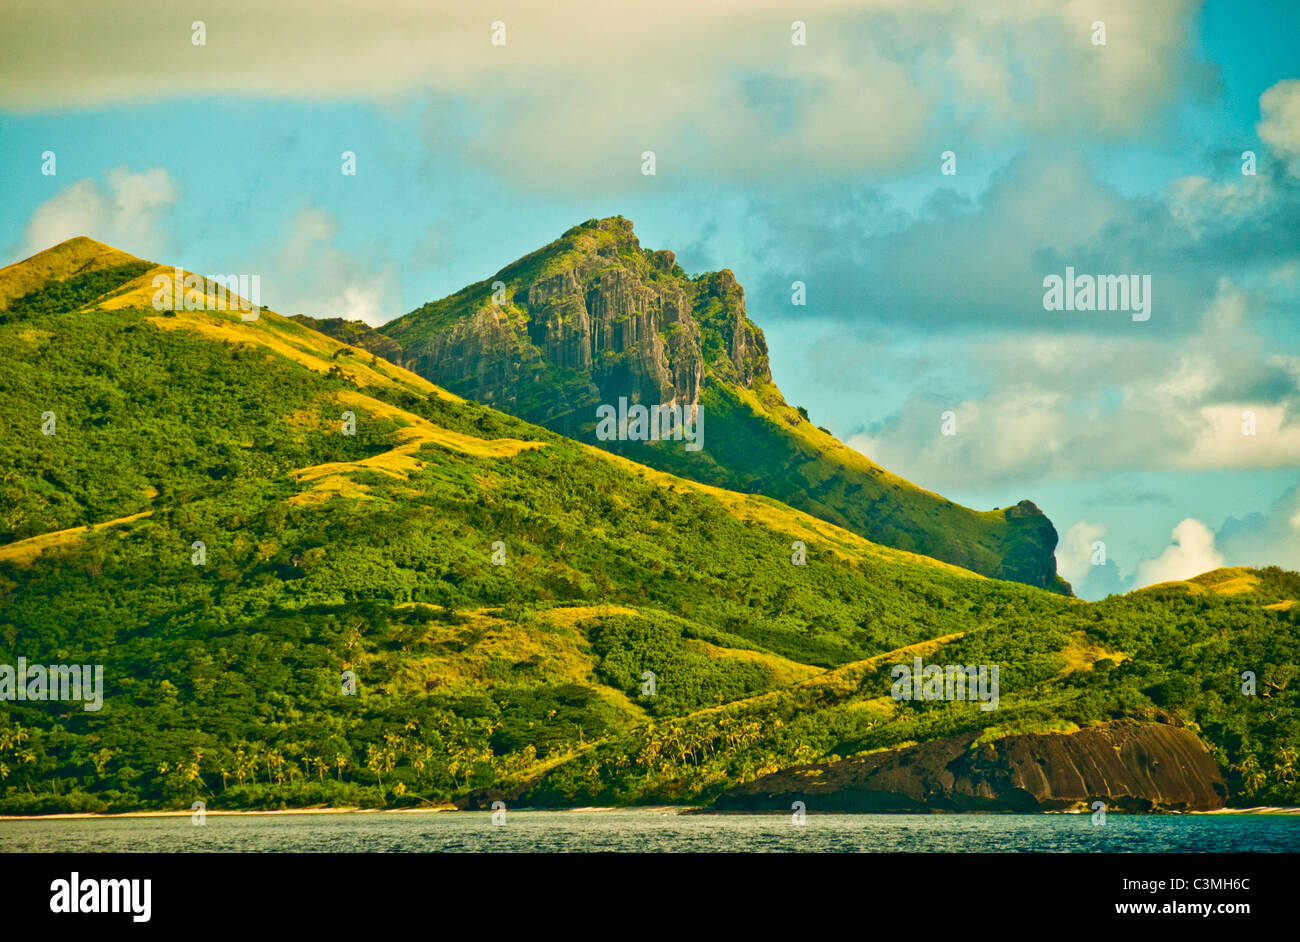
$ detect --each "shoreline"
[0,805,687,821]
[3,805,1299,822]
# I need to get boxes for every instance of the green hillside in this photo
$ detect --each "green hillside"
[311,218,1070,593]
[0,238,1296,815]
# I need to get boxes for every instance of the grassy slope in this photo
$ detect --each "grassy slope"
[0,240,1296,814]
[374,218,1069,592]
[0,237,143,310]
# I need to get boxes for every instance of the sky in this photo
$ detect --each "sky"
[1,0,1298,598]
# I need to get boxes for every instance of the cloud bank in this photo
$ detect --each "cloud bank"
[0,0,1206,188]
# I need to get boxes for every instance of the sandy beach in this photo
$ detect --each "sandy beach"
[4,804,1296,822]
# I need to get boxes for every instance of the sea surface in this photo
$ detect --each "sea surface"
[3,810,1299,853]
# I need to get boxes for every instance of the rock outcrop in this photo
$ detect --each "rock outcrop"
[712,720,1227,812]
[998,500,1064,590]
[384,218,765,433]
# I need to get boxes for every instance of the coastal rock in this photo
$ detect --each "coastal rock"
[712,720,1227,813]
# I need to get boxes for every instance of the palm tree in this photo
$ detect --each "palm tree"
[1233,754,1266,797]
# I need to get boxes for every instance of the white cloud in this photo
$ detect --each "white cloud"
[339,282,390,327]
[1179,404,1300,471]
[1167,173,1273,237]
[844,278,1300,491]
[1133,518,1225,588]
[0,0,1204,187]
[21,167,179,260]
[264,208,399,326]
[1258,79,1300,177]
[1056,520,1107,587]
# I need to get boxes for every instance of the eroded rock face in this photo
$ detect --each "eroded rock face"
[387,218,761,435]
[407,306,545,413]
[998,501,1063,590]
[712,720,1227,812]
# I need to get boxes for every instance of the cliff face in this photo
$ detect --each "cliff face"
[384,218,767,432]
[998,500,1064,590]
[712,720,1227,812]
[302,216,1068,593]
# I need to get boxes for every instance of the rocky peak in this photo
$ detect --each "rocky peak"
[379,217,771,432]
[1006,499,1043,519]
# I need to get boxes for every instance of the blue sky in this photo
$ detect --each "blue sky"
[2,0,1298,597]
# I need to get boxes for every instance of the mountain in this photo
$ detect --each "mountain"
[1,237,1297,817]
[298,218,1070,594]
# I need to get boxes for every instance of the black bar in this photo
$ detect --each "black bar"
[2,852,1287,929]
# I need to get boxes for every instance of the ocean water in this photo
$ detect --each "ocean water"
[3,810,1298,853]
